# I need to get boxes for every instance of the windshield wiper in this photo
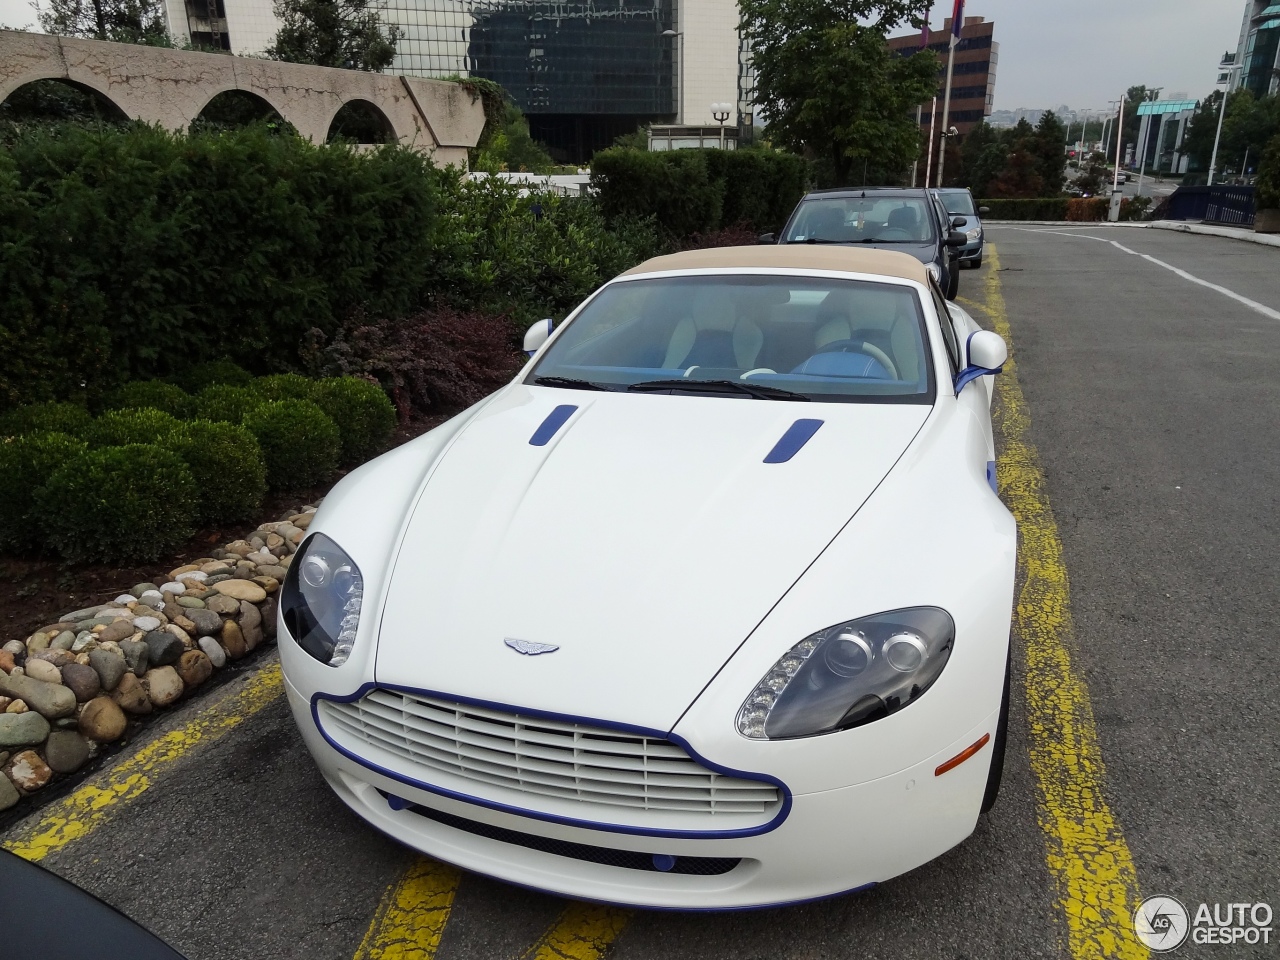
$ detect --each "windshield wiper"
[532,376,610,391]
[627,379,809,401]
[855,237,918,244]
[784,237,841,244]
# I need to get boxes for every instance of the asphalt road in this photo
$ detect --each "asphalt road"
[5,227,1278,959]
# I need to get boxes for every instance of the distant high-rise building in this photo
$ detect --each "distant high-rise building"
[887,15,997,137]
[1235,1,1280,95]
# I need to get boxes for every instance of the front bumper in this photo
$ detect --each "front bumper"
[285,672,998,909]
[957,238,984,263]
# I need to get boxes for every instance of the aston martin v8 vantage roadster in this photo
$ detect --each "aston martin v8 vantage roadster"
[281,246,1017,909]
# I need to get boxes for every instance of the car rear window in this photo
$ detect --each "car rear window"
[528,275,935,404]
[938,191,977,217]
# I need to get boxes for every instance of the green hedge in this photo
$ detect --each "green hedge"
[243,399,341,491]
[103,380,192,418]
[82,407,183,447]
[0,402,93,438]
[192,384,260,424]
[590,148,808,240]
[1257,133,1280,211]
[975,198,1071,220]
[0,432,87,552]
[182,360,254,393]
[37,444,198,563]
[313,377,397,466]
[170,420,266,524]
[0,123,438,411]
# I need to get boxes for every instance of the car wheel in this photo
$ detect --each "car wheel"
[980,645,1011,814]
[972,256,982,269]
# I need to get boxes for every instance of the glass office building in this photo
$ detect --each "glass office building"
[383,0,679,159]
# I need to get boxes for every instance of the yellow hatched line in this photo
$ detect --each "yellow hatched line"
[975,245,1148,960]
[518,902,632,960]
[352,857,460,960]
[3,661,283,863]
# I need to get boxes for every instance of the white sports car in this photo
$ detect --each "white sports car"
[281,246,1017,910]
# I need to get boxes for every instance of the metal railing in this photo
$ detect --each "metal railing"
[1158,185,1256,226]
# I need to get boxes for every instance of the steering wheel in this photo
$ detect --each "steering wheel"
[814,340,898,380]
[740,368,777,379]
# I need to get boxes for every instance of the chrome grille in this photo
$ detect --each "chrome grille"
[317,689,780,823]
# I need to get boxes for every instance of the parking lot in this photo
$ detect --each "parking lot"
[4,226,1277,959]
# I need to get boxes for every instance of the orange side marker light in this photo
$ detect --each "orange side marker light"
[934,733,991,777]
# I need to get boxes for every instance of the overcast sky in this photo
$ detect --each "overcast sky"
[0,0,1248,112]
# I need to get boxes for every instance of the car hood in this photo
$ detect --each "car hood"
[375,386,930,731]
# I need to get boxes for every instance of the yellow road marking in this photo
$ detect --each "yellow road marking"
[353,858,460,960]
[3,661,283,862]
[979,244,1148,959]
[519,902,632,960]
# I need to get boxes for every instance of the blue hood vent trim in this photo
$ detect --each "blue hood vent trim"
[764,419,824,464]
[529,404,579,446]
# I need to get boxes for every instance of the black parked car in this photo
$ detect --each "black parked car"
[762,188,966,299]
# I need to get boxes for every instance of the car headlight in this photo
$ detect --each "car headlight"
[966,227,982,241]
[926,262,942,283]
[736,607,954,740]
[281,533,364,667]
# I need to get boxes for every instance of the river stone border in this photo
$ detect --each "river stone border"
[0,505,320,810]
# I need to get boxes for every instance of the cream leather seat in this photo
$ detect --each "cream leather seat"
[662,289,763,370]
[813,288,921,384]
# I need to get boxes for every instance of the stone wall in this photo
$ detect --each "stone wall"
[0,30,486,166]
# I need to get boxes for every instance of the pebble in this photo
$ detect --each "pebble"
[119,639,150,677]
[59,604,110,622]
[132,616,161,633]
[143,667,183,707]
[252,576,279,595]
[111,673,152,715]
[71,631,98,653]
[220,620,247,660]
[257,564,289,581]
[0,673,76,719]
[130,582,160,598]
[7,750,52,792]
[234,561,257,579]
[61,663,101,702]
[176,570,208,583]
[239,601,264,650]
[50,631,76,651]
[260,598,277,639]
[144,630,184,667]
[265,533,284,551]
[169,564,200,579]
[5,699,27,714]
[176,596,206,609]
[224,541,253,557]
[34,650,75,668]
[0,697,8,711]
[197,636,227,668]
[26,632,51,655]
[97,619,136,645]
[0,711,50,749]
[204,595,240,616]
[201,562,233,576]
[159,581,186,595]
[114,594,137,605]
[139,590,164,608]
[293,513,313,529]
[23,659,62,685]
[44,730,91,773]
[177,650,213,690]
[79,696,127,742]
[0,651,12,674]
[214,580,267,604]
[88,649,128,692]
[205,574,232,585]
[0,770,18,810]
[186,609,223,636]
[1,640,24,657]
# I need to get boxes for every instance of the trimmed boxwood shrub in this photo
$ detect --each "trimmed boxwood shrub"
[974,198,1070,221]
[37,444,198,563]
[312,377,397,466]
[83,408,183,448]
[103,380,192,418]
[257,373,317,402]
[183,360,254,393]
[169,420,267,524]
[242,399,340,491]
[192,384,261,424]
[0,432,87,552]
[0,402,93,439]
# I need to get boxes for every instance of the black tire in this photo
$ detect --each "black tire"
[980,645,1011,814]
[971,256,982,269]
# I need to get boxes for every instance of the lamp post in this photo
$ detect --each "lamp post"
[1107,94,1126,222]
[1208,57,1243,187]
[661,29,684,124]
[711,102,732,149]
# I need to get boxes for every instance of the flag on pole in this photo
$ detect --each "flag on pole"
[919,2,932,51]
[950,0,964,47]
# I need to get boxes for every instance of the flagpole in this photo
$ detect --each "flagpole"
[936,8,960,188]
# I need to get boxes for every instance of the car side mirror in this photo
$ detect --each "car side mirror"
[946,231,967,248]
[950,216,967,228]
[524,318,555,357]
[757,232,777,245]
[955,330,1008,394]
[978,206,990,215]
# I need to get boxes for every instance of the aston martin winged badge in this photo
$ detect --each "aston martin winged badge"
[504,638,559,655]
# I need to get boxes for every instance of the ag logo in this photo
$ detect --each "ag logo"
[1134,896,1190,952]
[504,638,559,656]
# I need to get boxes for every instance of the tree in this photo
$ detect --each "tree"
[1031,110,1068,194]
[958,121,1006,197]
[36,0,170,45]
[739,0,936,186]
[267,0,402,72]
[1182,89,1280,175]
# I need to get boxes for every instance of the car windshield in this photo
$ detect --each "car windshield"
[780,197,937,244]
[528,275,934,403]
[938,191,977,217]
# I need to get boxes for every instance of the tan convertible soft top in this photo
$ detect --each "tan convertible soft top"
[619,245,931,285]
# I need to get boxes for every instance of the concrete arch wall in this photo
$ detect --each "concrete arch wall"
[324,98,397,143]
[0,29,485,165]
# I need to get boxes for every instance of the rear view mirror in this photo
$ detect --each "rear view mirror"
[524,318,555,357]
[947,231,967,248]
[955,329,1008,395]
[978,206,990,215]
[757,232,777,245]
[951,216,966,229]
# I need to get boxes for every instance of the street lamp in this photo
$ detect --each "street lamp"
[711,101,732,149]
[661,29,684,124]
[1208,56,1243,187]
